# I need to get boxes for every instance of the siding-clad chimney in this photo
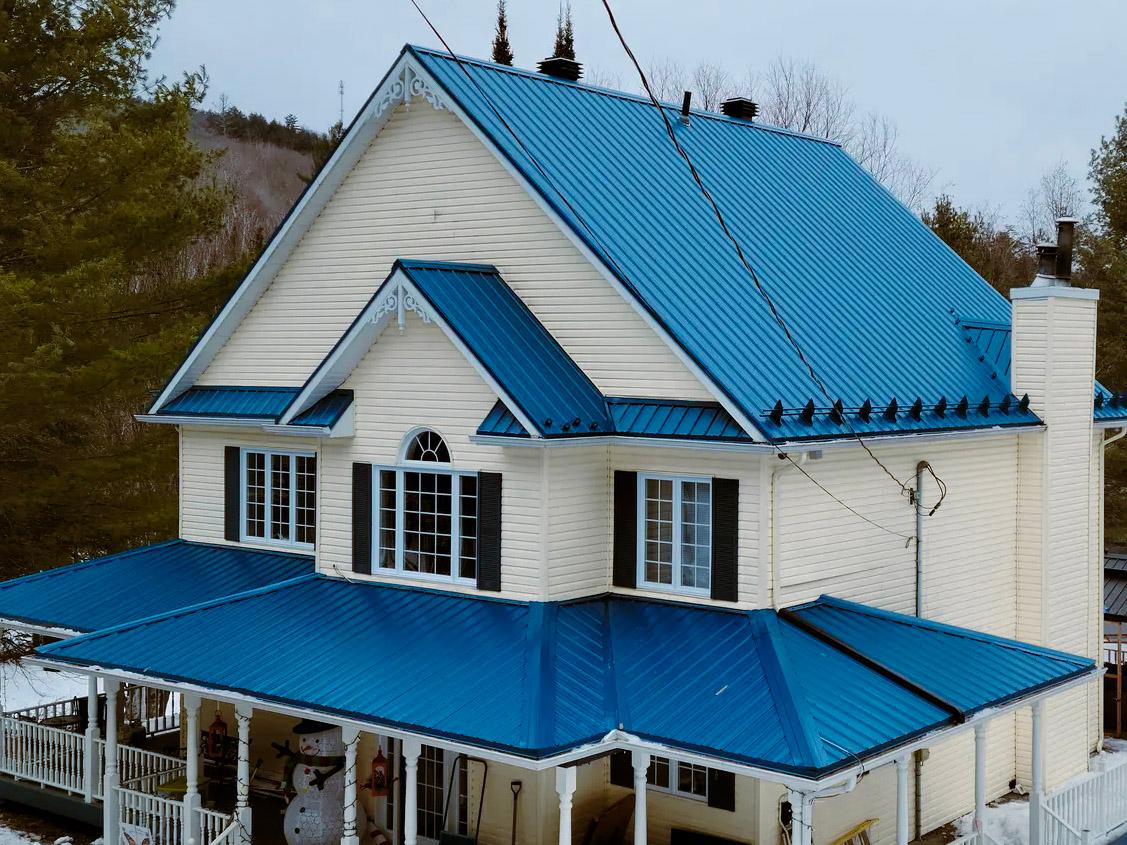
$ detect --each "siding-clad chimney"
[1011,217,1100,786]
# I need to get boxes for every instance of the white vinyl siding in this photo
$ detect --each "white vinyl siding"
[196,100,711,402]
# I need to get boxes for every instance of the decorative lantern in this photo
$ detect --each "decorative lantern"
[207,710,228,759]
[367,749,390,797]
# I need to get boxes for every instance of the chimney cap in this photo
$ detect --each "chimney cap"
[720,97,759,121]
[537,56,582,82]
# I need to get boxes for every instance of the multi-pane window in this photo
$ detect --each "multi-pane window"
[376,431,477,584]
[646,756,709,800]
[242,449,316,548]
[638,475,712,594]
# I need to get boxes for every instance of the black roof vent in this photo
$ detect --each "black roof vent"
[721,97,759,121]
[538,57,582,82]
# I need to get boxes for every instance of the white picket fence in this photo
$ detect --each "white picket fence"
[1042,757,1127,845]
[118,786,185,845]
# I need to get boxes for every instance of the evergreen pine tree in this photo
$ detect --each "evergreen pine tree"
[491,0,514,66]
[553,3,575,60]
[0,0,232,576]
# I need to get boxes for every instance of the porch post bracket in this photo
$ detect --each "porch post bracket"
[555,766,577,845]
[631,750,650,845]
[341,726,361,845]
[778,609,966,723]
[403,738,422,845]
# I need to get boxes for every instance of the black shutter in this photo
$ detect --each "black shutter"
[352,463,372,574]
[609,750,633,788]
[613,471,638,588]
[477,472,502,591]
[710,477,739,602]
[224,446,241,542]
[707,769,736,811]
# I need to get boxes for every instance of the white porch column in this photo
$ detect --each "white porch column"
[182,695,202,845]
[974,722,988,845]
[895,756,910,845]
[555,766,577,845]
[403,738,422,845]
[341,726,361,845]
[103,679,121,845]
[787,790,813,845]
[1030,701,1045,845]
[631,751,650,845]
[83,675,100,803]
[235,703,253,845]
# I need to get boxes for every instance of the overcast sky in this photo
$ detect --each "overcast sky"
[148,0,1127,221]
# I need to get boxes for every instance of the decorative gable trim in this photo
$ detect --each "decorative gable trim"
[147,50,451,416]
[279,264,542,437]
[148,47,754,440]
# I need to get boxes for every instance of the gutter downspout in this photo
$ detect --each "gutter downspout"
[770,453,809,610]
[913,460,929,840]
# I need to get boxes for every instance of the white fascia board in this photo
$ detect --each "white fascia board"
[402,60,768,444]
[147,52,418,415]
[281,268,543,439]
[0,618,84,639]
[264,404,355,439]
[1096,420,1127,431]
[471,422,1044,453]
[135,415,269,429]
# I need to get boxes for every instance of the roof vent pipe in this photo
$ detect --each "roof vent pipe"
[681,91,692,123]
[1035,243,1058,279]
[537,56,582,81]
[1054,217,1077,283]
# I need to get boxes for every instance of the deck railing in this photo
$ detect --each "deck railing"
[118,744,187,793]
[198,807,236,845]
[118,785,184,845]
[1042,756,1127,845]
[0,714,87,794]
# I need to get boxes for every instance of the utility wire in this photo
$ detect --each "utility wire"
[407,0,940,531]
[597,0,950,512]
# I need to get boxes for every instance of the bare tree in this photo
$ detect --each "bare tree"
[587,66,623,90]
[691,62,733,112]
[646,57,686,104]
[848,113,934,210]
[754,58,854,142]
[1021,160,1083,245]
[214,92,231,136]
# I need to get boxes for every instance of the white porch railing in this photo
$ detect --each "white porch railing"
[3,697,84,726]
[1042,757,1127,845]
[118,786,184,845]
[118,744,187,793]
[0,715,86,794]
[198,807,237,845]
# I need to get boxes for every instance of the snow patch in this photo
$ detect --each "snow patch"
[0,824,42,845]
[0,660,87,713]
[953,800,1029,845]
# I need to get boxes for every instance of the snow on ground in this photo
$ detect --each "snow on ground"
[0,660,87,713]
[0,825,41,845]
[954,799,1029,845]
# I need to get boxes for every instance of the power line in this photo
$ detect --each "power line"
[405,0,940,532]
[597,0,948,509]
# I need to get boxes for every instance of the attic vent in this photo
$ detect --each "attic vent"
[721,97,758,120]
[538,57,582,81]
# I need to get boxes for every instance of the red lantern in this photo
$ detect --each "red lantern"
[367,749,390,797]
[207,710,228,759]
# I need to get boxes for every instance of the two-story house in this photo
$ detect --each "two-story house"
[0,44,1123,845]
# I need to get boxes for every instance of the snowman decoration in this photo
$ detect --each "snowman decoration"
[277,720,367,845]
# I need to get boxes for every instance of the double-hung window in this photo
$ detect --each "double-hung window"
[242,448,316,548]
[637,474,712,594]
[646,756,709,801]
[375,430,478,584]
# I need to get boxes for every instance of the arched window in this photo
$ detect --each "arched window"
[405,429,450,463]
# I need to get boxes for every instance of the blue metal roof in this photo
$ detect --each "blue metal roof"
[396,260,612,436]
[0,540,312,634]
[290,390,354,427]
[410,46,1054,441]
[962,320,1012,379]
[477,398,751,440]
[160,386,300,420]
[38,577,1093,776]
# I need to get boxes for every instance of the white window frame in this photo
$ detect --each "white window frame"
[646,756,709,802]
[636,473,712,596]
[239,447,317,550]
[373,463,479,587]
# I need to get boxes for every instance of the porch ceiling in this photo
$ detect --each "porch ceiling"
[0,540,312,637]
[33,573,1093,780]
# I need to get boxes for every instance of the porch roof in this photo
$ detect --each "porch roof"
[35,575,1093,779]
[0,540,312,637]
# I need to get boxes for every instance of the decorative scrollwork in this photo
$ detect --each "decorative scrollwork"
[408,72,448,113]
[402,292,433,325]
[369,293,398,325]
